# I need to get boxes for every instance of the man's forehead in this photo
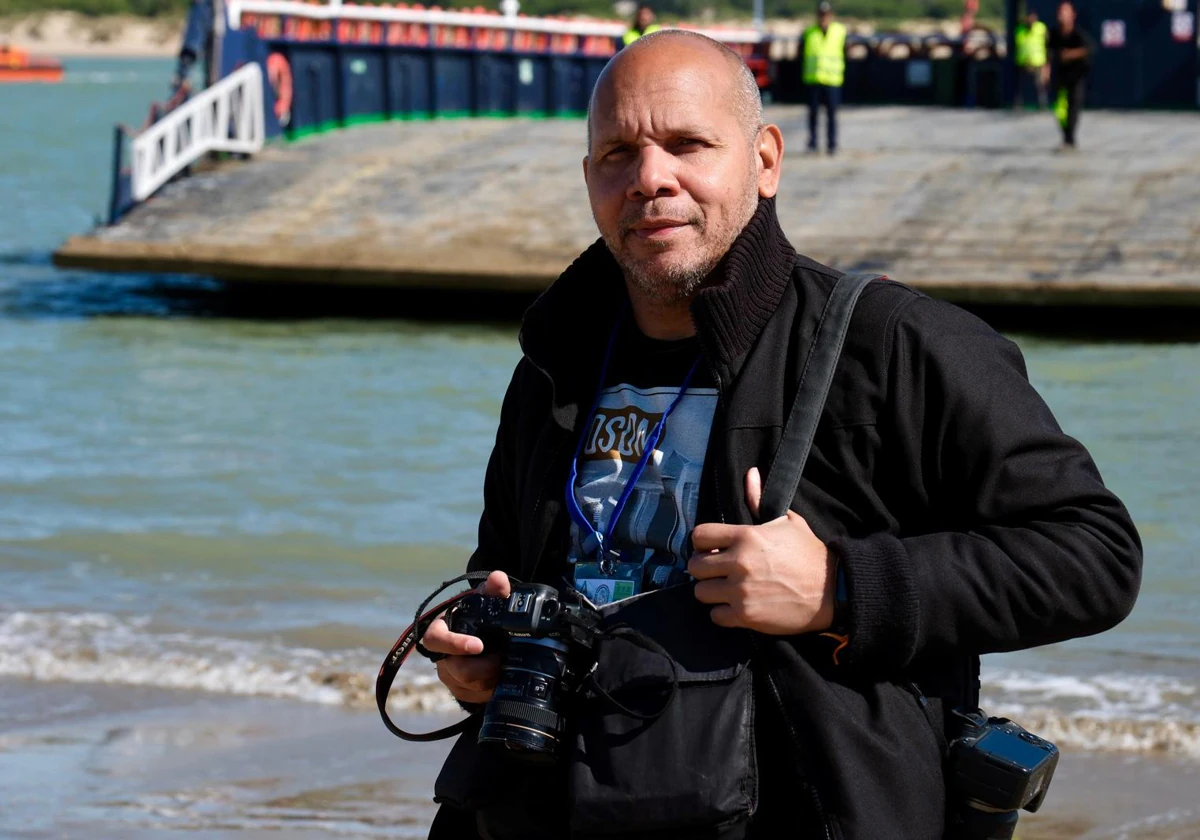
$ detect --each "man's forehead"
[601,40,733,94]
[590,52,737,132]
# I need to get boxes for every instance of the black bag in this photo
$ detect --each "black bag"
[568,584,757,839]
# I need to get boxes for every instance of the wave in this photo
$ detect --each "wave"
[0,251,52,267]
[64,71,158,85]
[984,667,1199,715]
[0,610,457,712]
[981,667,1200,758]
[3,609,1199,758]
[981,706,1200,759]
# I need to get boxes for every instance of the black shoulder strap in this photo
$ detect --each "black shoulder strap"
[758,273,882,522]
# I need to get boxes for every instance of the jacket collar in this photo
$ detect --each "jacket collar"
[519,197,798,427]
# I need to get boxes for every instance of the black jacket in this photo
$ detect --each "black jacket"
[431,199,1142,839]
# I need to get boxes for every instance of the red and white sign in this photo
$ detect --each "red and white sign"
[1171,11,1195,42]
[1101,19,1126,47]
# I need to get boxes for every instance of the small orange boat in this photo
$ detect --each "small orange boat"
[0,44,64,83]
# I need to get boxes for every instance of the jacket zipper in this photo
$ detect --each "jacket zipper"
[711,367,728,525]
[761,654,834,840]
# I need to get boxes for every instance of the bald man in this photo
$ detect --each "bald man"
[422,32,1140,840]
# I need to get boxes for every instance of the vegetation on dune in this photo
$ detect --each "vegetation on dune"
[0,0,184,17]
[0,0,1006,22]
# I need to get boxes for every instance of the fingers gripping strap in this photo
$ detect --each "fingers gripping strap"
[376,570,509,743]
[758,273,882,522]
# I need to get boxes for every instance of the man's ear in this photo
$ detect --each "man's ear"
[756,124,784,199]
[582,155,590,184]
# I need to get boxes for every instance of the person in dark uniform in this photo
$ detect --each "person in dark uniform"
[171,0,214,91]
[1047,0,1094,150]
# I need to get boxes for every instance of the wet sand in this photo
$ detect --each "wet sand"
[0,677,450,838]
[1018,751,1200,840]
[3,676,1199,839]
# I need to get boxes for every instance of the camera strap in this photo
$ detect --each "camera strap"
[758,272,883,522]
[376,570,509,743]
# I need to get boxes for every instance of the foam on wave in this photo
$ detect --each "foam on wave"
[982,666,1200,758]
[4,610,1198,757]
[0,610,457,712]
[983,706,1200,759]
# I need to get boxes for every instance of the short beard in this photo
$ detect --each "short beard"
[606,167,760,306]
[620,248,722,304]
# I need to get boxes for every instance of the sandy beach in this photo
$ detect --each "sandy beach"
[1,12,180,58]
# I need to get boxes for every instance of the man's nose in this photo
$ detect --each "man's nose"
[627,146,680,201]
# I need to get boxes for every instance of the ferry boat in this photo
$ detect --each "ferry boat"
[220,0,770,137]
[102,0,771,220]
[0,45,64,83]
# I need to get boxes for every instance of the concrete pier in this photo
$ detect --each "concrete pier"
[55,106,1200,307]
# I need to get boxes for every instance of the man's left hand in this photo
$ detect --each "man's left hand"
[687,467,836,635]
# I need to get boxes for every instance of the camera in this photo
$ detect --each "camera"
[946,712,1060,840]
[445,583,601,762]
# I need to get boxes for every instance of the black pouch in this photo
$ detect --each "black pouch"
[567,583,757,839]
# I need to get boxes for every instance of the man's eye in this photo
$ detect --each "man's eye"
[603,145,633,159]
[674,138,706,151]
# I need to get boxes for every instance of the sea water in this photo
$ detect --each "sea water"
[1,58,1199,836]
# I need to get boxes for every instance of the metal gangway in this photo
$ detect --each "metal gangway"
[111,62,266,221]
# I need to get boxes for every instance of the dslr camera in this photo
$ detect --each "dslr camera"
[945,712,1060,840]
[446,583,601,762]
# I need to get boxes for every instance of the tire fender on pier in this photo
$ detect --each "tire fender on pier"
[267,52,293,127]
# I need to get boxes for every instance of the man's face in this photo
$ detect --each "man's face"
[636,7,654,28]
[1058,3,1075,28]
[584,49,762,304]
[819,10,833,27]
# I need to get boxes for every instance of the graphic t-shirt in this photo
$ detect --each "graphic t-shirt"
[568,320,717,606]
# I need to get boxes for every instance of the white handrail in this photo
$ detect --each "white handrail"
[226,0,766,44]
[131,62,266,203]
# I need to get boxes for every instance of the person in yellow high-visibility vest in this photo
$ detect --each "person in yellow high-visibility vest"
[802,1,847,155]
[622,5,661,47]
[1014,8,1049,109]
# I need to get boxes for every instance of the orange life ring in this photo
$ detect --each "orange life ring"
[266,52,293,127]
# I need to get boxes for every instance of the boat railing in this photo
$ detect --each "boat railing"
[122,61,265,213]
[226,0,766,49]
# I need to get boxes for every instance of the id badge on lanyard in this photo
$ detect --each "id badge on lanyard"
[572,560,643,607]
[565,309,701,607]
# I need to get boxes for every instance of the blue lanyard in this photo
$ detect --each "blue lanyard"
[565,310,702,571]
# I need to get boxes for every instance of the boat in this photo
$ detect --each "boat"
[0,45,64,83]
[99,0,772,220]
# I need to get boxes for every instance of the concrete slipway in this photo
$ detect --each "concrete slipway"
[55,106,1200,308]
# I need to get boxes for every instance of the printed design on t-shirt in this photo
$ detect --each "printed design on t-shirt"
[569,383,718,572]
[580,404,664,463]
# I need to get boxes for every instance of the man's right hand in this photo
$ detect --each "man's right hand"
[423,570,511,705]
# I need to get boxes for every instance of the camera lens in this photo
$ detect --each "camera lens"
[479,637,569,762]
